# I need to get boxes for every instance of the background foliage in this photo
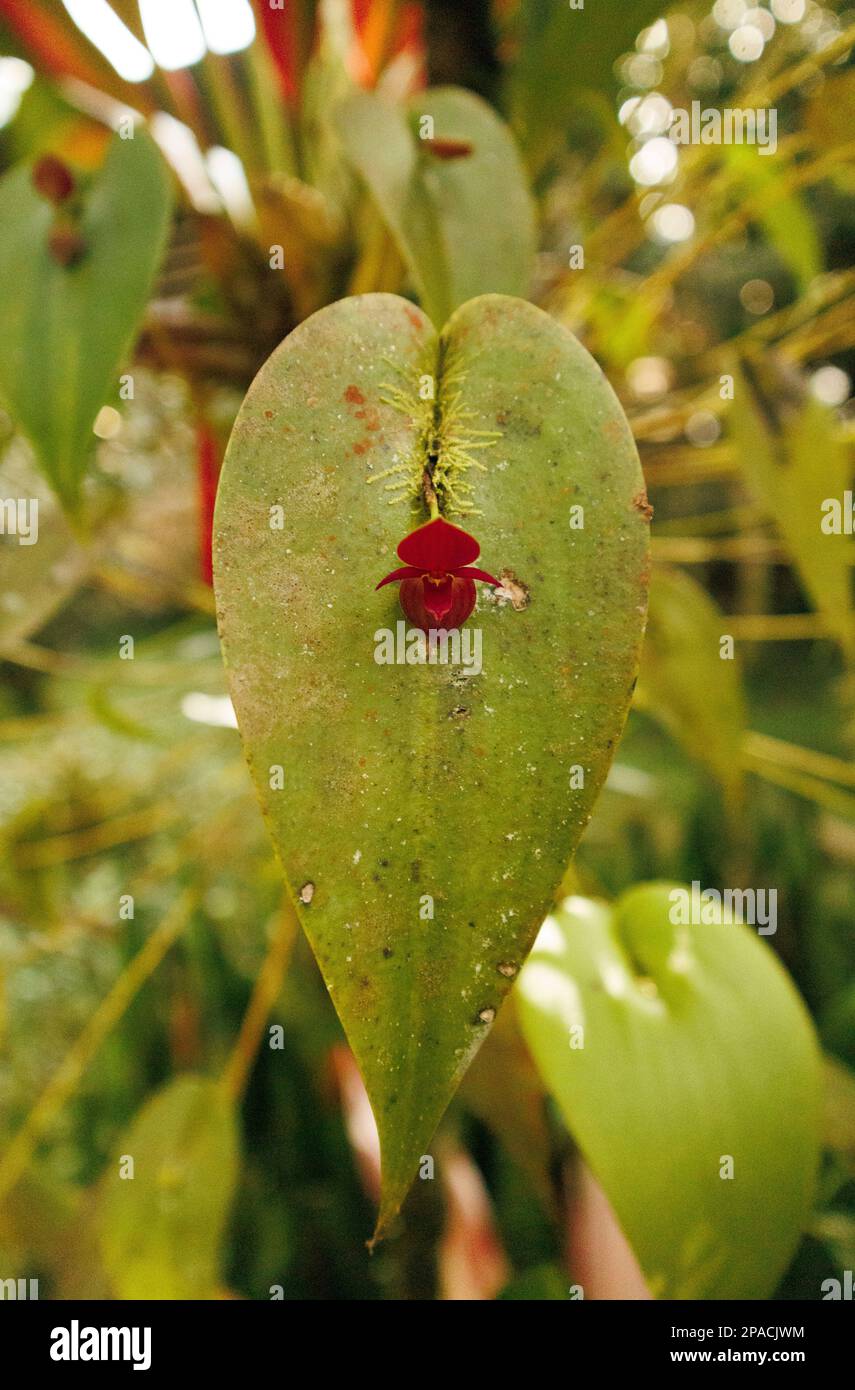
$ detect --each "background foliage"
[0,0,853,1300]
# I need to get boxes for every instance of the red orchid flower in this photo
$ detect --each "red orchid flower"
[376,516,498,633]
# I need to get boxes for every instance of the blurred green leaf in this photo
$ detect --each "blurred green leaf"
[98,1075,239,1300]
[821,986,855,1074]
[506,0,666,170]
[299,2,358,211]
[823,1054,855,1176]
[517,885,822,1299]
[584,283,659,372]
[723,147,822,294]
[637,566,746,805]
[0,1168,109,1299]
[0,440,89,648]
[805,69,855,162]
[0,130,172,514]
[214,290,649,1237]
[334,87,535,325]
[460,995,555,1214]
[498,1263,571,1300]
[732,361,855,660]
[0,75,88,164]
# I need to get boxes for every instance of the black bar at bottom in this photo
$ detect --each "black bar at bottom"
[0,1297,849,1376]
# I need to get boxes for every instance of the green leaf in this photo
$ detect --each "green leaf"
[636,566,746,805]
[823,1054,855,1177]
[517,885,822,1299]
[0,131,172,513]
[731,361,855,659]
[334,88,535,325]
[723,147,821,293]
[507,0,667,170]
[98,1076,239,1300]
[214,291,649,1236]
[498,1264,572,1300]
[0,439,89,650]
[805,68,855,159]
[460,996,555,1214]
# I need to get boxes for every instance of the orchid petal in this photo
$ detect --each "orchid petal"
[376,566,426,590]
[451,566,500,587]
[397,516,480,570]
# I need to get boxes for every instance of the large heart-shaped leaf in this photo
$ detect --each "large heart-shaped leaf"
[517,886,822,1299]
[0,130,172,513]
[334,88,536,325]
[214,291,649,1236]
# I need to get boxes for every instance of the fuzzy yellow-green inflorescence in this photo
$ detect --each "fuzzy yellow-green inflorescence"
[367,339,500,518]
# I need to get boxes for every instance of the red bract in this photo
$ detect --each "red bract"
[376,516,498,633]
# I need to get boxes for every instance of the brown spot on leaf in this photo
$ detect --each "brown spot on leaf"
[496,569,531,611]
[344,385,365,405]
[632,490,654,522]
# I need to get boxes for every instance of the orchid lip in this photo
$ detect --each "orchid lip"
[375,563,499,591]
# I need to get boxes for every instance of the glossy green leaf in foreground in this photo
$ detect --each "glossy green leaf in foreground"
[98,1077,239,1300]
[214,291,650,1236]
[0,131,172,514]
[518,886,822,1299]
[334,88,535,326]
